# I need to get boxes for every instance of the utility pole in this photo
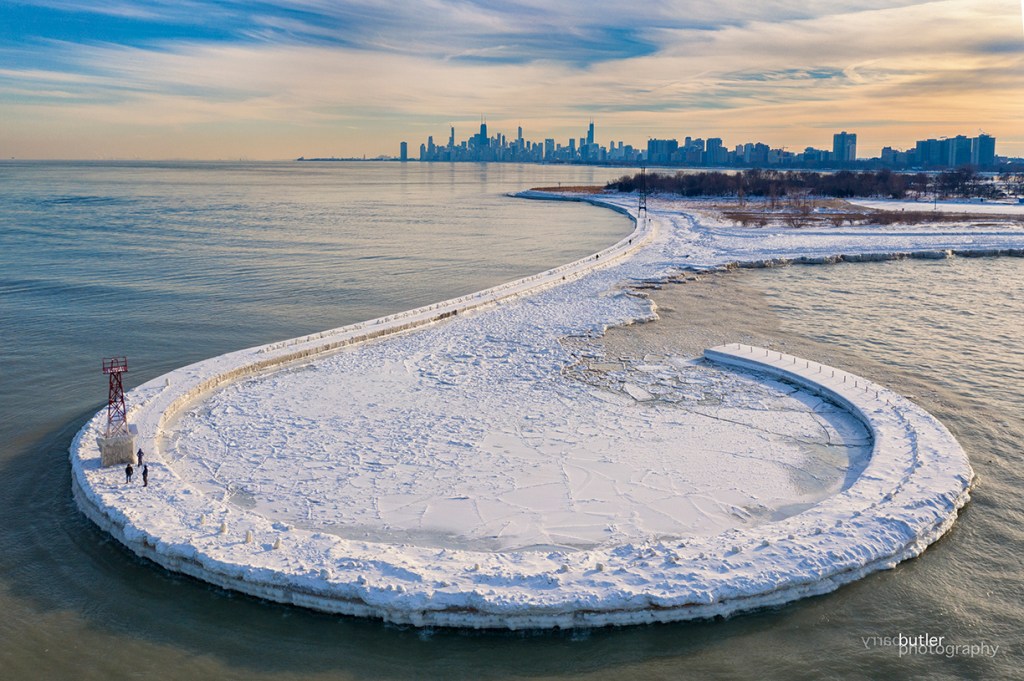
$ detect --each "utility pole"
[638,165,648,219]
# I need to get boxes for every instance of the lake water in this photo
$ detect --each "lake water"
[0,161,1020,679]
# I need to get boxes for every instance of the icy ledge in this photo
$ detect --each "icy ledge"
[70,336,971,628]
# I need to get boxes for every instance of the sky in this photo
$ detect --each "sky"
[1,0,1022,160]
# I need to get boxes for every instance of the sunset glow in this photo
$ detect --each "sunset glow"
[1,0,1021,159]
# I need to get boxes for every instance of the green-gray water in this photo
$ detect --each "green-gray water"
[1,161,1020,679]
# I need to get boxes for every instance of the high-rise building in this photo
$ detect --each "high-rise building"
[947,135,972,167]
[971,134,996,166]
[647,138,679,165]
[544,138,555,160]
[400,141,408,162]
[747,142,770,165]
[832,131,857,163]
[912,134,996,168]
[706,138,725,166]
[915,138,943,166]
[586,120,595,147]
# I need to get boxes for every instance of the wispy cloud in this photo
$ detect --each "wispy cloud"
[1,0,1021,158]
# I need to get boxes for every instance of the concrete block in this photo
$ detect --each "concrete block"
[98,433,137,467]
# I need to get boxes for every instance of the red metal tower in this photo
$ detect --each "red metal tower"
[102,356,129,438]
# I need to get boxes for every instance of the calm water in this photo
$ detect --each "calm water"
[0,161,1021,679]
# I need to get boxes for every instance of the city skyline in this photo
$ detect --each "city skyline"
[2,1,1023,159]
[401,120,1004,168]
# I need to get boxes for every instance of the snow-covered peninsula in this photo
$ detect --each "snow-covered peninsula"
[71,192,1024,628]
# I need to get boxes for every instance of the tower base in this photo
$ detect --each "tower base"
[98,432,137,467]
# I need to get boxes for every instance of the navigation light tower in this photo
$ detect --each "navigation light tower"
[98,356,137,466]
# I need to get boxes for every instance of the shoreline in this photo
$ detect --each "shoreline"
[69,192,1021,629]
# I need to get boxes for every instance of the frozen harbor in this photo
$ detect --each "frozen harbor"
[167,340,870,551]
[70,192,1024,628]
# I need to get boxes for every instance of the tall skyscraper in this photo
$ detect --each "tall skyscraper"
[400,141,408,162]
[706,137,724,166]
[972,134,996,166]
[832,131,857,163]
[915,138,943,166]
[947,135,972,166]
[647,138,679,165]
[587,120,595,147]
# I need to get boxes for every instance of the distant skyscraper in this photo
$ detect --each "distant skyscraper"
[748,142,770,165]
[948,135,972,166]
[449,126,455,149]
[972,134,996,166]
[544,138,555,160]
[587,120,595,147]
[647,138,679,165]
[478,121,488,148]
[911,134,996,168]
[706,137,724,166]
[915,138,943,166]
[400,141,408,162]
[832,131,857,163]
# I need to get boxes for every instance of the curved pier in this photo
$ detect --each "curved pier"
[70,336,971,628]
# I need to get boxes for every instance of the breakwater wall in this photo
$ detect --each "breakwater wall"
[67,194,977,629]
[69,340,973,629]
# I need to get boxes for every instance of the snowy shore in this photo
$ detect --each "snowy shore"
[71,192,1024,628]
[851,198,1024,215]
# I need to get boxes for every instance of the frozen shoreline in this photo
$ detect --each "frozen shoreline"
[71,192,1024,628]
[851,198,1024,215]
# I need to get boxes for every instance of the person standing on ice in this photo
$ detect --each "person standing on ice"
[136,448,144,466]
[142,465,149,487]
[125,462,134,483]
